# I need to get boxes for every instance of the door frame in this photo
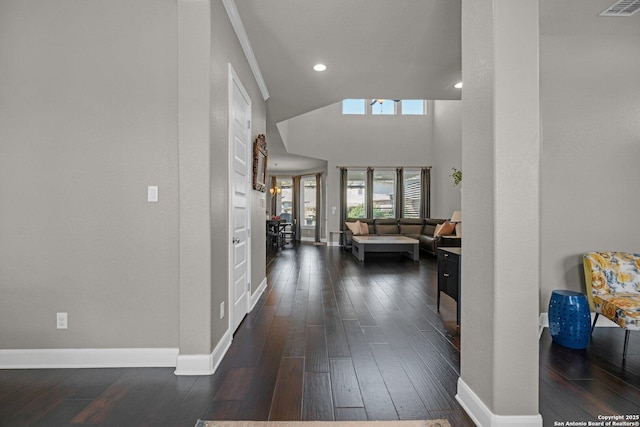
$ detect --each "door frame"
[227,63,252,334]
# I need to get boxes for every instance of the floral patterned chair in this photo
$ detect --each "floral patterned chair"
[583,252,640,359]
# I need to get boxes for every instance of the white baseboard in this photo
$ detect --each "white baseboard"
[539,313,548,338]
[174,277,264,376]
[250,277,267,311]
[456,378,542,427]
[174,328,232,375]
[0,347,179,369]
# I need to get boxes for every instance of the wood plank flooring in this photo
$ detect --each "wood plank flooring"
[1,243,639,426]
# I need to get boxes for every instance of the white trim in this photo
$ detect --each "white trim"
[221,0,270,101]
[174,329,232,376]
[456,378,542,427]
[228,63,252,336]
[250,277,267,311]
[0,348,178,369]
[538,313,547,338]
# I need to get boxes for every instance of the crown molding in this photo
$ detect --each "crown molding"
[222,0,270,101]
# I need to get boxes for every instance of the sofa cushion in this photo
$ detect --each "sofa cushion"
[400,224,423,234]
[418,234,437,252]
[593,293,640,330]
[399,218,425,235]
[375,218,399,235]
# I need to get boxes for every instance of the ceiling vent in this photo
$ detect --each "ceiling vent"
[600,0,640,16]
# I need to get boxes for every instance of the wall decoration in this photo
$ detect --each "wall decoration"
[253,134,268,192]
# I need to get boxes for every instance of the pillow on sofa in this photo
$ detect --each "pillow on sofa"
[360,222,370,235]
[346,221,362,235]
[434,221,456,237]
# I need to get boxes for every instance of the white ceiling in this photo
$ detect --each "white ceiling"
[236,0,462,124]
[540,0,640,36]
[233,0,639,172]
[234,0,462,172]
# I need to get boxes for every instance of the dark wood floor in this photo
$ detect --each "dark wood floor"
[539,327,640,424]
[1,243,638,426]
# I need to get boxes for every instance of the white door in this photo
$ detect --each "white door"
[228,65,251,333]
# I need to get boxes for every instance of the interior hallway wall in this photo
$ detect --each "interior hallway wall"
[539,32,640,311]
[432,100,462,220]
[277,101,434,236]
[0,0,180,349]
[207,0,268,351]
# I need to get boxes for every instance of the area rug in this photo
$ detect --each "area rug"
[197,421,451,427]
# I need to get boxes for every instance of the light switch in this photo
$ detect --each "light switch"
[148,186,159,202]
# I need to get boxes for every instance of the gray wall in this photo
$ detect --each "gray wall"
[279,101,439,235]
[432,100,462,219]
[210,0,267,346]
[0,0,268,359]
[0,0,180,348]
[539,32,640,311]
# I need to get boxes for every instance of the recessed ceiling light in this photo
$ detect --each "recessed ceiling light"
[313,64,327,72]
[454,82,463,89]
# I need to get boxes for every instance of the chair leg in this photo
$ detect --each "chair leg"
[591,313,599,335]
[623,330,630,360]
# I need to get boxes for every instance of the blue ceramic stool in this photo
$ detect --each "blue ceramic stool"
[548,290,591,349]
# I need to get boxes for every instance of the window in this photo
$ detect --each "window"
[371,99,396,115]
[346,170,366,218]
[340,167,430,220]
[401,100,426,115]
[301,176,317,227]
[372,170,395,218]
[342,99,427,115]
[276,178,293,222]
[342,99,366,115]
[402,169,422,218]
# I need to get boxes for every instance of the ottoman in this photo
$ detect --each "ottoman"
[548,290,591,349]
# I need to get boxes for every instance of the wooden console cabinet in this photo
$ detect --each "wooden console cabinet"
[437,247,461,325]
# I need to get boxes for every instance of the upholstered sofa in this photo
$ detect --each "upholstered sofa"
[342,217,460,256]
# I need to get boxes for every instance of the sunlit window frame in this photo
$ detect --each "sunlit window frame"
[341,99,427,116]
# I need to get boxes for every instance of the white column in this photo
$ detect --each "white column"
[457,0,542,425]
[176,0,214,374]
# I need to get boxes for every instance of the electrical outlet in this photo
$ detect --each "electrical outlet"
[220,302,224,319]
[56,312,68,329]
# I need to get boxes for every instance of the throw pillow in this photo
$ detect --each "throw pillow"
[345,221,361,235]
[438,221,456,236]
[433,223,444,237]
[360,222,370,235]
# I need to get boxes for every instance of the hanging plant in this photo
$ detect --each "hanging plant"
[450,167,462,187]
